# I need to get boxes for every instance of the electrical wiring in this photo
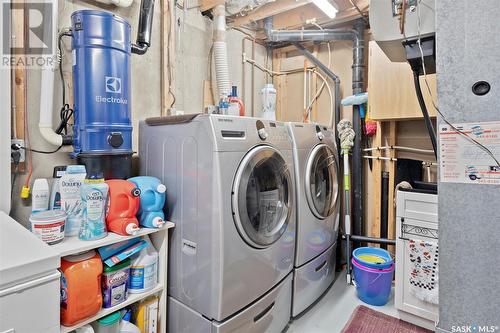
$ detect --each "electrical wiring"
[303,22,333,122]
[305,69,333,126]
[414,0,500,167]
[242,56,305,76]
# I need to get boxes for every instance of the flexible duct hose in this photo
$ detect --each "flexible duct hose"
[213,5,231,97]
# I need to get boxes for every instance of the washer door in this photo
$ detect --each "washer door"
[232,145,293,249]
[305,144,339,219]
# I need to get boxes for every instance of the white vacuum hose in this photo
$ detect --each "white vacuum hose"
[213,4,231,97]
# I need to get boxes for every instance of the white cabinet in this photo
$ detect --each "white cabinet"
[395,190,438,331]
[0,213,60,333]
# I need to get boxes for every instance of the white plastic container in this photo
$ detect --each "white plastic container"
[29,210,67,245]
[260,83,277,120]
[76,324,95,333]
[32,178,50,212]
[119,321,140,333]
[128,235,158,294]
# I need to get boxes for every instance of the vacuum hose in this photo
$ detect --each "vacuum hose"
[132,0,155,55]
[213,4,231,97]
[412,71,438,159]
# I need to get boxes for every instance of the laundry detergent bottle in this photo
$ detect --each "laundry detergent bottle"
[128,176,166,228]
[106,180,141,236]
[79,175,109,241]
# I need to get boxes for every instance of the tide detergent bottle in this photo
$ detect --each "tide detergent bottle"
[106,180,141,236]
[128,176,166,228]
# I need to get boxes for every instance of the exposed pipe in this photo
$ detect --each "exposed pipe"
[293,43,341,146]
[93,0,133,7]
[39,0,63,147]
[131,0,156,55]
[213,4,231,97]
[265,17,366,246]
[380,171,389,250]
[351,19,365,249]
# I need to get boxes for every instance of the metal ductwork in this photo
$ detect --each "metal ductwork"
[264,17,366,246]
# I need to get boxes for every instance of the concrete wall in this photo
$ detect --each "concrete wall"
[436,0,500,331]
[10,1,266,224]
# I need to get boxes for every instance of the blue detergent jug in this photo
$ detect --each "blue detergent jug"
[128,176,166,228]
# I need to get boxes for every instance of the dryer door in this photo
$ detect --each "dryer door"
[305,144,339,219]
[232,145,293,249]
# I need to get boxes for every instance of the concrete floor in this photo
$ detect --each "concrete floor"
[286,270,398,333]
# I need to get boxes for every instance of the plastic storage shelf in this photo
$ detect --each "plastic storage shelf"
[51,222,174,257]
[54,221,174,333]
[60,284,164,333]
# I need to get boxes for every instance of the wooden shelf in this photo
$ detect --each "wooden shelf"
[60,284,164,333]
[51,222,175,257]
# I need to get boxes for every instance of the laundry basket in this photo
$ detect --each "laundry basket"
[352,258,394,306]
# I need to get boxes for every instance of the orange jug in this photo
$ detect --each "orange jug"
[106,179,141,236]
[60,250,103,326]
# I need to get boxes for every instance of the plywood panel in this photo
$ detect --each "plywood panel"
[368,41,437,121]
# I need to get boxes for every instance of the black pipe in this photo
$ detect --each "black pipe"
[349,235,396,245]
[132,0,155,55]
[412,71,438,158]
[380,172,389,250]
[351,19,365,249]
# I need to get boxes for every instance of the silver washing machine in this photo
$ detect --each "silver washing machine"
[139,114,296,332]
[286,122,340,317]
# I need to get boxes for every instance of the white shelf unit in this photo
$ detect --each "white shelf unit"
[56,222,174,333]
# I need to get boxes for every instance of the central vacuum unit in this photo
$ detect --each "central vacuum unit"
[70,0,154,179]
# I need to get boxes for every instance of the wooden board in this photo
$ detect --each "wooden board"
[230,0,312,27]
[368,41,437,121]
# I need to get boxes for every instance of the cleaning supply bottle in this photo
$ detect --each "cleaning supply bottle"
[50,166,67,210]
[80,175,109,241]
[106,180,141,236]
[133,296,158,333]
[61,165,87,236]
[60,250,103,326]
[76,325,95,333]
[119,310,141,333]
[128,235,158,294]
[228,85,245,116]
[261,83,277,120]
[128,176,166,228]
[31,178,50,213]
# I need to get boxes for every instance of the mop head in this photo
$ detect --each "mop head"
[337,119,355,152]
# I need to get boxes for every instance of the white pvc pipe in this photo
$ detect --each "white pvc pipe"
[364,145,435,154]
[93,0,133,7]
[39,0,62,146]
[213,4,231,97]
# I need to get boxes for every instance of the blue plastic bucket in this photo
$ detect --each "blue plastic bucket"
[352,247,393,269]
[352,258,394,306]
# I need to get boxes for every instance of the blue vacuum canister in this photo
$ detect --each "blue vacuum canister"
[69,1,154,179]
[71,10,133,179]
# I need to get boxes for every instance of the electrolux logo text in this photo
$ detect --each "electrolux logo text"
[1,0,56,68]
[96,75,128,104]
